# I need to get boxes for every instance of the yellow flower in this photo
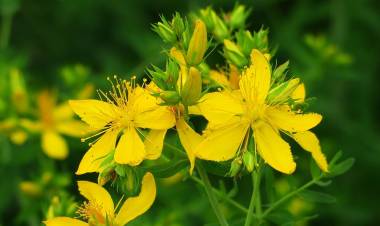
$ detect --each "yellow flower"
[20,91,88,159]
[69,77,175,175]
[44,172,156,226]
[194,49,328,173]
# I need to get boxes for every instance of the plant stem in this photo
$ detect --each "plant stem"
[190,176,249,213]
[197,163,229,226]
[244,168,261,226]
[261,176,321,219]
[0,12,13,49]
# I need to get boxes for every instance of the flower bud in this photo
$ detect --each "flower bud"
[267,78,300,104]
[224,40,248,68]
[186,19,208,66]
[229,158,242,177]
[252,28,269,52]
[153,18,177,43]
[171,12,185,35]
[199,7,215,30]
[181,67,202,106]
[160,91,181,105]
[116,166,141,197]
[243,151,255,172]
[229,5,250,29]
[211,11,229,41]
[170,47,188,91]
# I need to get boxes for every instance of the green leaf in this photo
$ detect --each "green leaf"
[147,159,188,178]
[329,150,343,166]
[328,158,355,177]
[299,190,336,204]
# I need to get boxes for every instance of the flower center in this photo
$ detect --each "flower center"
[77,201,108,225]
[245,103,266,124]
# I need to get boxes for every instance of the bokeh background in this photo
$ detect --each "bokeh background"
[1,0,379,225]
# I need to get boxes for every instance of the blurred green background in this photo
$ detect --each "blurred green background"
[1,0,379,225]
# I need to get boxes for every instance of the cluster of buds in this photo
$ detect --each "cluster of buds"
[151,14,207,107]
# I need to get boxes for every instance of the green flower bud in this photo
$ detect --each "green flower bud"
[267,78,300,104]
[160,91,181,105]
[229,5,251,29]
[187,19,208,66]
[181,67,202,106]
[153,16,177,43]
[211,11,229,41]
[229,158,242,177]
[199,7,215,30]
[272,61,289,82]
[252,28,269,52]
[171,12,185,36]
[243,151,254,172]
[224,39,248,68]
[236,30,255,56]
[166,59,180,88]
[116,166,141,197]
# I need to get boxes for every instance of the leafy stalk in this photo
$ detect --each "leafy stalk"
[197,163,229,226]
[190,176,248,213]
[261,175,322,219]
[244,167,261,226]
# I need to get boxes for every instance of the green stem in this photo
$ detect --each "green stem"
[261,176,321,219]
[0,12,13,49]
[190,176,248,213]
[244,168,261,226]
[197,163,229,226]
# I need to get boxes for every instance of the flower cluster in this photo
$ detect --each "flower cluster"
[45,5,329,226]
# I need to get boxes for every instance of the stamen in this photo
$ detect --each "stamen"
[76,201,106,224]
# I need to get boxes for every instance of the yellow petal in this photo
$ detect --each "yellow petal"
[56,120,89,137]
[240,49,271,105]
[77,181,114,219]
[292,131,328,172]
[114,127,146,166]
[144,130,167,160]
[209,70,230,88]
[76,129,119,175]
[196,91,244,125]
[291,83,306,103]
[253,121,296,174]
[115,172,156,226]
[130,88,175,130]
[43,217,87,226]
[228,64,240,90]
[53,103,74,120]
[177,118,203,174]
[69,100,117,129]
[42,131,68,160]
[195,122,249,161]
[266,107,322,132]
[134,106,175,130]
